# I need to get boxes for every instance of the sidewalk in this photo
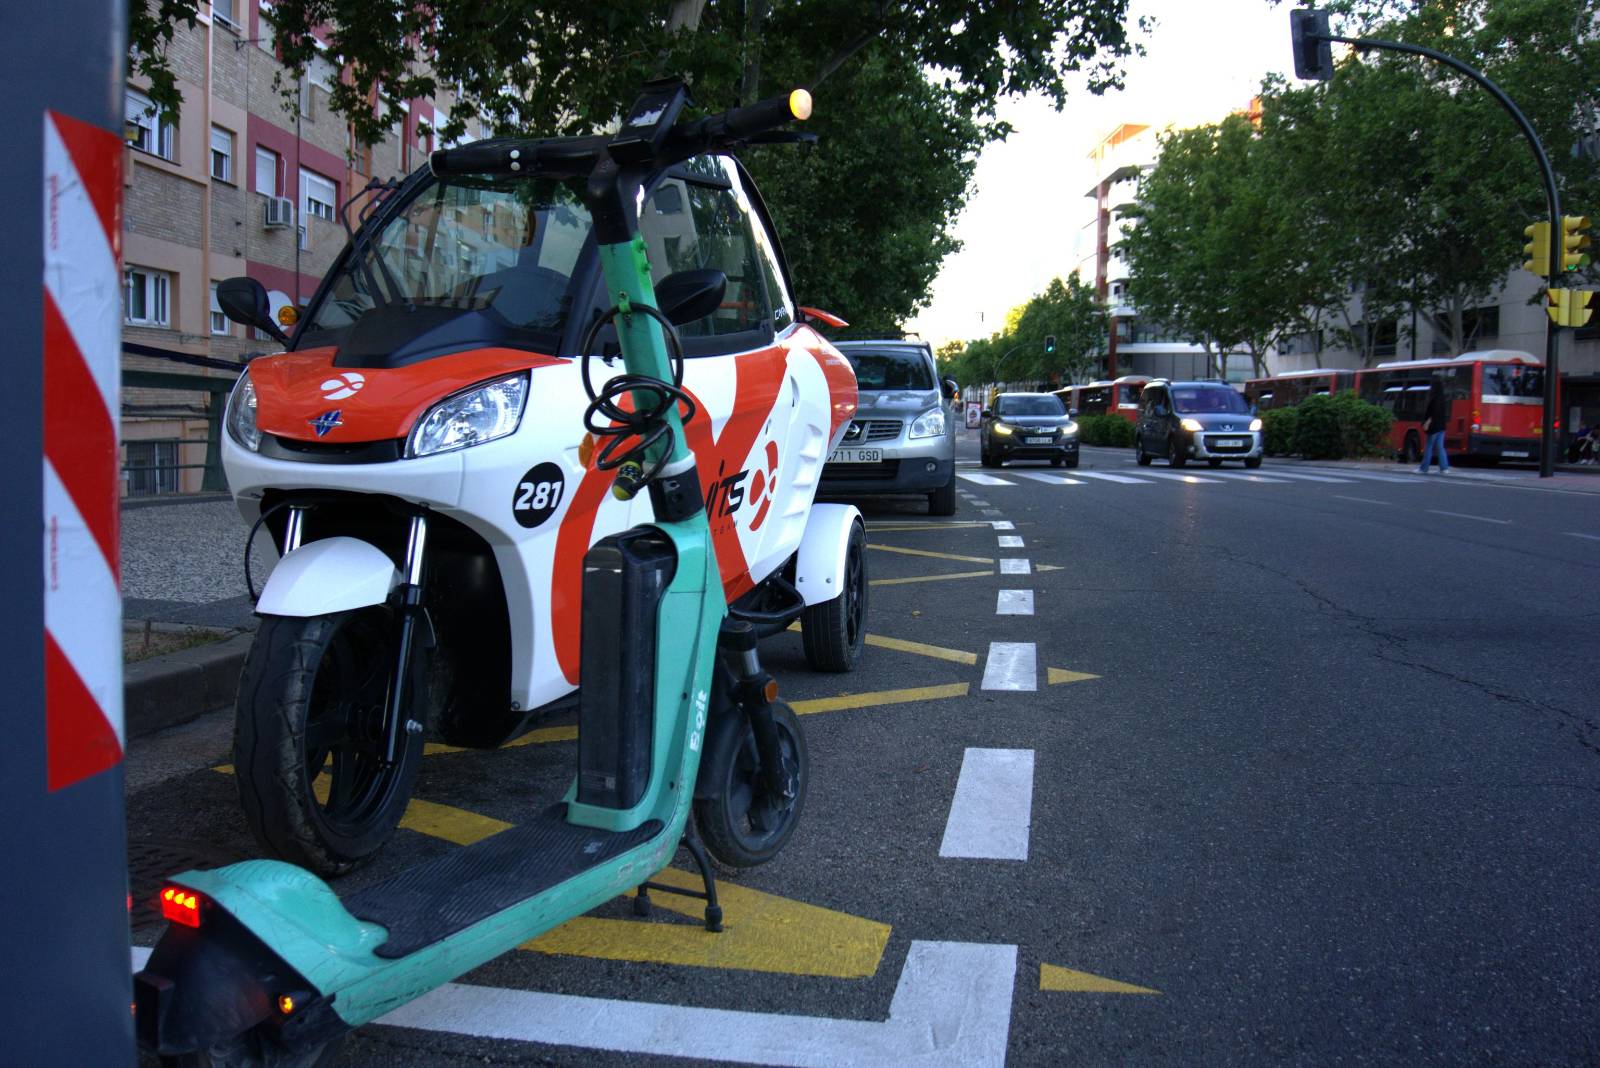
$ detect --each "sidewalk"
[1286,456,1600,494]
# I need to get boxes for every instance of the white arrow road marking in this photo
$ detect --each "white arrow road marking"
[996,589,1034,615]
[940,748,1035,861]
[956,473,1015,486]
[982,641,1036,690]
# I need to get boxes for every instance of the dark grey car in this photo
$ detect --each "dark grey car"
[980,392,1080,467]
[820,340,960,515]
[1134,380,1263,468]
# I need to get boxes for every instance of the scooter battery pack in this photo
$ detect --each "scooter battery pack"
[577,527,677,809]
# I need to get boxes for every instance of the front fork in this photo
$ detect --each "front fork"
[718,619,795,803]
[281,502,429,767]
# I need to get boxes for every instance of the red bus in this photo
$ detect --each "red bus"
[1054,375,1151,424]
[1359,351,1552,464]
[1244,369,1356,411]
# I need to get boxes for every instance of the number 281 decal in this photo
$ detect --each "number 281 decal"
[512,463,565,528]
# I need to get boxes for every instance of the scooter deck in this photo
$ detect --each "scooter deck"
[347,804,662,959]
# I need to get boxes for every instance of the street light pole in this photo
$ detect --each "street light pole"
[1301,20,1565,476]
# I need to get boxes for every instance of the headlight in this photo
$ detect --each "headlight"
[227,370,261,452]
[1180,417,1204,433]
[909,406,946,439]
[1249,418,1263,432]
[992,423,1014,436]
[408,373,529,457]
[1060,421,1078,438]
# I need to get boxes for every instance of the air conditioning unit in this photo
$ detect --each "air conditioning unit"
[263,196,294,229]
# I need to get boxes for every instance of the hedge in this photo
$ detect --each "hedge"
[1261,407,1299,456]
[1288,391,1392,459]
[1075,413,1134,447]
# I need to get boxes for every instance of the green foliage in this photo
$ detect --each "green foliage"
[128,0,1145,335]
[1260,407,1300,456]
[1289,392,1393,459]
[1074,414,1134,447]
[943,275,1105,386]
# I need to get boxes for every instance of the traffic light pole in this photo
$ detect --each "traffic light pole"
[1312,30,1565,476]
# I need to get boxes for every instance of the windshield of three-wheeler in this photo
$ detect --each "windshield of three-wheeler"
[1171,386,1251,415]
[298,175,594,353]
[998,395,1066,417]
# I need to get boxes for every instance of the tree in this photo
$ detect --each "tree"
[130,0,1147,332]
[1011,275,1106,382]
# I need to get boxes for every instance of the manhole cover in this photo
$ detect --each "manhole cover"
[128,836,243,936]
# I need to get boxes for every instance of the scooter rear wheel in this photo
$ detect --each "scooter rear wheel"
[234,608,426,877]
[694,701,809,869]
[161,1031,343,1067]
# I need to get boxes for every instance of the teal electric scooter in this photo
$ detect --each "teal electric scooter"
[134,80,814,1066]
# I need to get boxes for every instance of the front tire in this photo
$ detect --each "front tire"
[928,476,957,516]
[1136,437,1153,466]
[1167,436,1188,468]
[1245,456,1262,469]
[234,608,425,877]
[801,521,867,672]
[694,702,809,869]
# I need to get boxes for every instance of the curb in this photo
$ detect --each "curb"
[124,632,251,738]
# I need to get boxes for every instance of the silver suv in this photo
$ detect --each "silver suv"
[820,340,959,515]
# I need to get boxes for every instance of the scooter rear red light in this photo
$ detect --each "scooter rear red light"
[160,886,203,928]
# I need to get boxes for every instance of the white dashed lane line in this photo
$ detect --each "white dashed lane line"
[990,521,1015,531]
[1428,509,1511,525]
[939,747,1035,861]
[968,499,992,507]
[997,536,1024,549]
[996,590,1034,615]
[1333,495,1392,506]
[1566,532,1600,542]
[981,641,1037,690]
[999,558,1031,575]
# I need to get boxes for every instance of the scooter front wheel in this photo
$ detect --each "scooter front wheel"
[694,701,809,869]
[233,608,425,877]
[161,1031,344,1068]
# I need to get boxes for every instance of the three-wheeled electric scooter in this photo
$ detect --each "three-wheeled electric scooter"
[135,82,825,1065]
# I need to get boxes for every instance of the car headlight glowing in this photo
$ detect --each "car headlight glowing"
[408,373,529,457]
[1249,417,1263,432]
[1180,417,1204,433]
[909,406,947,439]
[227,370,261,452]
[992,423,1014,436]
[1060,421,1078,437]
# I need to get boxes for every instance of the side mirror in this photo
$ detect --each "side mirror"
[981,408,992,420]
[655,268,727,326]
[217,276,290,344]
[941,377,958,400]
[1068,407,1079,418]
[798,305,849,329]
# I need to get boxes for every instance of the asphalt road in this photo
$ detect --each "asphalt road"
[127,431,1600,1066]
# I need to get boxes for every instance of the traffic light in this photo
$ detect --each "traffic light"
[1044,334,1056,356]
[1523,221,1551,276]
[1546,287,1595,328]
[1290,9,1334,81]
[1560,214,1591,272]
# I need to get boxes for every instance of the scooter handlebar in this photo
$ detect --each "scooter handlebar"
[672,89,813,154]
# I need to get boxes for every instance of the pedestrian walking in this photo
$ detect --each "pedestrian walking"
[1417,375,1451,474]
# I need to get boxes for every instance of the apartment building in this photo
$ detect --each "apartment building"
[121,0,464,493]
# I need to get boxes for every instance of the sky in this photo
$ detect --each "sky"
[904,0,1297,348]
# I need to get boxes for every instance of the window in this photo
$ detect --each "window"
[209,282,229,335]
[347,124,370,175]
[839,348,936,391]
[997,395,1066,417]
[124,266,171,327]
[1479,363,1543,401]
[1171,386,1250,415]
[640,158,775,348]
[300,168,337,222]
[209,126,234,182]
[124,441,180,496]
[255,146,279,196]
[212,0,237,27]
[124,88,174,160]
[256,0,275,52]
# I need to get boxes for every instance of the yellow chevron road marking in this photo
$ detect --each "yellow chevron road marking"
[864,634,978,665]
[1047,668,1100,685]
[790,682,969,715]
[1040,963,1160,994]
[868,543,994,564]
[425,724,578,757]
[870,569,994,587]
[865,522,995,532]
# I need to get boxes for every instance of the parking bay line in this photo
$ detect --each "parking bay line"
[981,642,1037,691]
[372,940,1018,1067]
[997,535,1024,548]
[999,558,1031,575]
[1428,508,1511,525]
[871,569,994,587]
[791,682,970,714]
[939,748,1034,861]
[864,634,979,665]
[996,589,1034,615]
[865,522,995,533]
[990,520,1015,530]
[868,543,994,564]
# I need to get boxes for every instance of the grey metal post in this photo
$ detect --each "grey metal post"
[0,0,134,1061]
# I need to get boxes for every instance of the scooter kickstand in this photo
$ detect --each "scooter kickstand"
[633,884,653,918]
[682,825,723,933]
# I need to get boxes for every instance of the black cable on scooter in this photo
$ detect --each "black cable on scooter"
[243,501,293,603]
[578,302,698,486]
